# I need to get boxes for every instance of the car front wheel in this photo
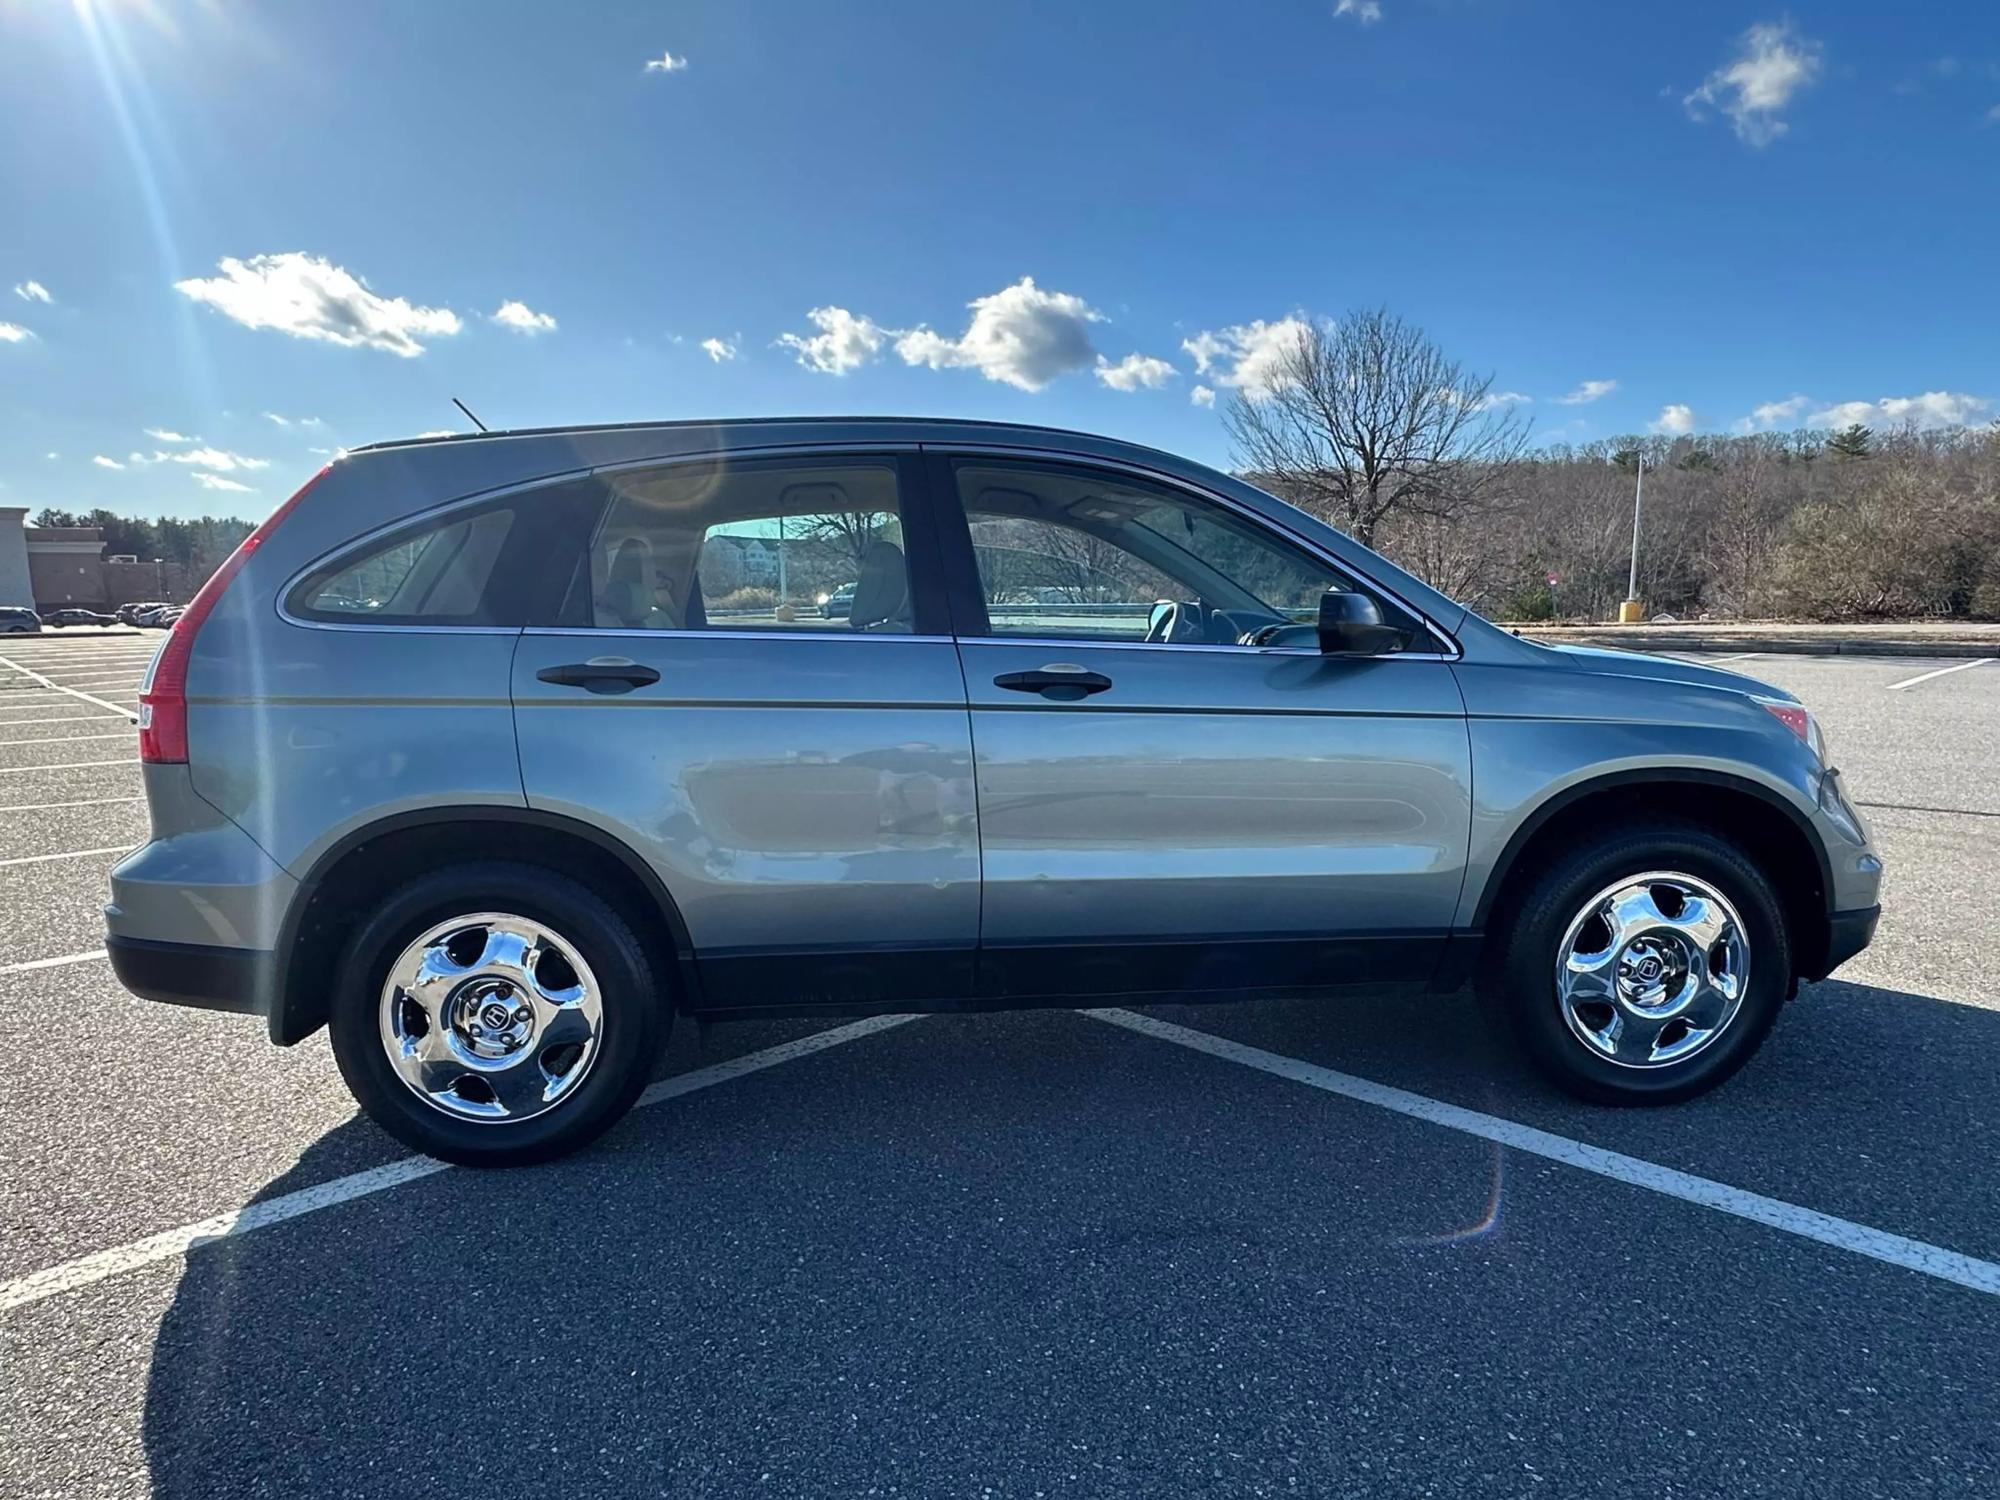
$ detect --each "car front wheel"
[329,862,669,1165]
[1490,821,1791,1104]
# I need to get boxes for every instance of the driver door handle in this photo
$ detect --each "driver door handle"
[536,658,662,694]
[993,665,1113,701]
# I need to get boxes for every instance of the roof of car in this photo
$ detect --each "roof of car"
[349,415,1179,463]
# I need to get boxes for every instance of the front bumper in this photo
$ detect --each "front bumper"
[107,935,275,1017]
[1812,905,1880,981]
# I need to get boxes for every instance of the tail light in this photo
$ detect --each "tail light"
[138,468,326,764]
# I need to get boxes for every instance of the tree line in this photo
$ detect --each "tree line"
[1230,310,2000,623]
[29,507,254,602]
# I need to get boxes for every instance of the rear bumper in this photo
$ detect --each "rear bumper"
[107,935,275,1017]
[1812,904,1880,981]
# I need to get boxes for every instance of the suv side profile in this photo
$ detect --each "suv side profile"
[107,419,1882,1165]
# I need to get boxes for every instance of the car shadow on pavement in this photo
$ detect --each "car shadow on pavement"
[138,981,2000,1498]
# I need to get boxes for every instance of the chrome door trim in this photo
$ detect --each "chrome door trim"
[959,634,1457,664]
[926,442,1462,659]
[520,627,956,645]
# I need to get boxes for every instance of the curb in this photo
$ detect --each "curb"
[1515,633,1999,659]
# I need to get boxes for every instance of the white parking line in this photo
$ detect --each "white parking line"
[0,797,144,813]
[1708,652,1763,664]
[0,1013,915,1314]
[0,653,139,719]
[0,731,134,749]
[1092,1009,2000,1298]
[0,713,130,727]
[0,845,129,869]
[1886,658,1993,692]
[0,758,139,776]
[0,948,107,976]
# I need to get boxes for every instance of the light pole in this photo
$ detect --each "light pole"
[1620,457,1646,623]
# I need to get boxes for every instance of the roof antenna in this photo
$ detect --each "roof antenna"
[451,396,489,433]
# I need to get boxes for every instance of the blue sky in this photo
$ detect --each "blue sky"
[2,0,1996,520]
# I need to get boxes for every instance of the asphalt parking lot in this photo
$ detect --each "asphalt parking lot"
[0,634,1995,1498]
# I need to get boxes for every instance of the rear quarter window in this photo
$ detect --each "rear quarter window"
[286,479,603,628]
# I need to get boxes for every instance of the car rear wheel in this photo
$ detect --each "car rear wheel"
[1489,821,1790,1104]
[329,862,669,1165]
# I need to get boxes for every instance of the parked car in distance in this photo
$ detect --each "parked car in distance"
[119,601,171,626]
[106,418,1883,1166]
[816,582,856,619]
[42,607,118,627]
[134,604,181,627]
[0,605,40,634]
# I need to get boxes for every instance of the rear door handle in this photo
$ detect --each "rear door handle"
[993,665,1113,701]
[536,659,661,694]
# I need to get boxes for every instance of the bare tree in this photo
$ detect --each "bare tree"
[1224,308,1529,549]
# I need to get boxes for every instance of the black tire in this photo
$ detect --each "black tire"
[328,862,670,1166]
[1487,820,1790,1105]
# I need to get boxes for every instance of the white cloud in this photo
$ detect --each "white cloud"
[144,427,196,443]
[174,252,462,357]
[1190,384,1216,408]
[644,50,689,73]
[12,280,51,304]
[1180,316,1312,400]
[1685,22,1823,147]
[1809,391,1990,430]
[129,446,270,473]
[93,455,125,470]
[0,322,33,343]
[491,299,557,335]
[192,473,255,493]
[261,411,323,428]
[1746,394,1811,428]
[1094,352,1177,392]
[700,335,739,363]
[1334,0,1383,21]
[1478,390,1533,410]
[1650,403,1697,435]
[1554,378,1617,405]
[778,306,889,374]
[896,277,1102,392]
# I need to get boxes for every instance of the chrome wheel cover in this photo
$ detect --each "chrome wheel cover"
[1554,871,1750,1070]
[379,912,603,1123]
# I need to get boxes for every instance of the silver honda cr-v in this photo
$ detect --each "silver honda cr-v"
[106,419,1883,1165]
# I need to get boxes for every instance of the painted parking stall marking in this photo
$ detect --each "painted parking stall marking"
[0,652,140,719]
[0,1013,915,1314]
[1886,658,1993,692]
[0,845,131,869]
[1091,1009,2000,1298]
[0,948,107,977]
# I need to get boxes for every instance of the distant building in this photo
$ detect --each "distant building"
[8,524,169,612]
[0,509,29,607]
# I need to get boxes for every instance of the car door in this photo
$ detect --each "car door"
[511,448,980,1012]
[927,450,1472,1002]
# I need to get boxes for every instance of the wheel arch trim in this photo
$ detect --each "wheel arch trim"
[270,805,701,1044]
[1468,767,1834,931]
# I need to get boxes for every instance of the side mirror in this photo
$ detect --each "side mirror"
[1317,590,1406,656]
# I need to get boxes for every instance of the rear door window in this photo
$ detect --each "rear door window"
[563,455,931,634]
